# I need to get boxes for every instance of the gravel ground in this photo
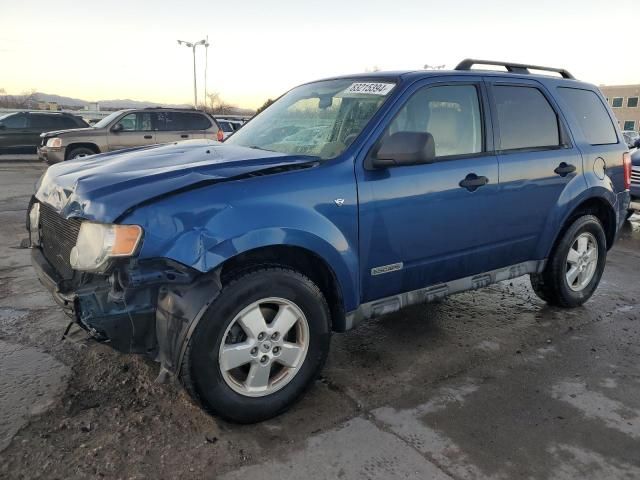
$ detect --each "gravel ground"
[0,161,639,479]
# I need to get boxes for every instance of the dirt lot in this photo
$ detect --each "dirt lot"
[1,161,639,479]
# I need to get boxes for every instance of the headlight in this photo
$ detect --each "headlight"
[46,137,62,148]
[69,222,143,271]
[28,202,40,246]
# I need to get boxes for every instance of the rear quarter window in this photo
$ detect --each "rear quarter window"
[182,112,211,130]
[557,88,618,145]
[493,85,560,151]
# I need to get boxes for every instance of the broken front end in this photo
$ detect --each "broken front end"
[28,200,220,375]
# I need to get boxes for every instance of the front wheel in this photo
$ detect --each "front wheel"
[530,215,607,308]
[66,146,96,160]
[180,267,331,423]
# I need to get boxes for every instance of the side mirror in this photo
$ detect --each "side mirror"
[111,123,123,133]
[369,131,436,169]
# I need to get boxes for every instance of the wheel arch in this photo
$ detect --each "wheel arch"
[543,192,617,259]
[65,142,100,159]
[219,244,348,332]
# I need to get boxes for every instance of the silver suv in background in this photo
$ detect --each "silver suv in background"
[38,108,221,163]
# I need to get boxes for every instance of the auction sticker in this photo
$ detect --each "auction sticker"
[342,82,395,95]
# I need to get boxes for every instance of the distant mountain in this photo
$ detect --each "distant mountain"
[33,92,191,110]
[29,92,256,116]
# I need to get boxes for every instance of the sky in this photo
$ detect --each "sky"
[0,0,637,110]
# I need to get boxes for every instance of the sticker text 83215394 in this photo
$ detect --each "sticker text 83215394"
[342,83,395,96]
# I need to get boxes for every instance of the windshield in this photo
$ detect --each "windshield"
[226,78,395,159]
[92,111,125,128]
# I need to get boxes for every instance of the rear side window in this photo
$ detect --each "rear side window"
[155,112,210,131]
[28,115,58,129]
[557,88,617,145]
[181,112,211,130]
[493,85,560,151]
[29,115,79,129]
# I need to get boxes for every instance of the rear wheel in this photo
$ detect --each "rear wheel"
[530,215,607,308]
[180,267,331,423]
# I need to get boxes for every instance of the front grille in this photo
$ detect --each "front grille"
[39,202,82,280]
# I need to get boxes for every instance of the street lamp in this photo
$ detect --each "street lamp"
[177,38,207,107]
[204,36,210,111]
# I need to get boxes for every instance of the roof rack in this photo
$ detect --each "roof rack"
[455,59,575,79]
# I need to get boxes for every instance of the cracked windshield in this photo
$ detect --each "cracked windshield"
[226,79,395,159]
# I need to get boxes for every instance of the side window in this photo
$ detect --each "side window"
[1,114,28,129]
[156,112,177,131]
[60,117,81,128]
[387,85,483,158]
[493,86,560,151]
[28,115,58,129]
[182,112,211,130]
[115,112,152,131]
[557,88,617,145]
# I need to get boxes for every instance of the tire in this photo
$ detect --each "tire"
[530,215,607,308]
[66,146,96,160]
[180,267,331,423]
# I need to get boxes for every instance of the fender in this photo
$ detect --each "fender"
[122,162,361,313]
[535,185,617,259]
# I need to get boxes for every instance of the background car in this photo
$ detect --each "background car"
[629,149,640,218]
[216,119,237,139]
[0,111,88,154]
[622,130,640,149]
[38,107,221,163]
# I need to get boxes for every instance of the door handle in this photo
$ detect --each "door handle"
[554,162,576,177]
[181,134,189,138]
[459,173,489,192]
[143,135,152,139]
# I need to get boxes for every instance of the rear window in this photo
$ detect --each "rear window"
[557,88,617,145]
[493,85,560,151]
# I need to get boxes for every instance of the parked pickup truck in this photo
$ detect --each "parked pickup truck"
[27,60,632,423]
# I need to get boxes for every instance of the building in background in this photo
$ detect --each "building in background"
[37,101,60,111]
[599,84,640,131]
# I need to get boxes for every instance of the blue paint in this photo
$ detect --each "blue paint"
[35,70,631,318]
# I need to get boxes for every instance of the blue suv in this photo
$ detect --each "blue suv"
[28,60,632,422]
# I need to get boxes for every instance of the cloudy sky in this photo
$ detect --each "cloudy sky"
[1,0,636,109]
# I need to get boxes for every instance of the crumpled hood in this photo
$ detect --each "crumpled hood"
[35,140,316,222]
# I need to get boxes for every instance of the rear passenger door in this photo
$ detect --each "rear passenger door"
[155,112,211,143]
[108,112,155,151]
[485,78,583,262]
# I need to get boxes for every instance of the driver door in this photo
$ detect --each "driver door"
[356,79,505,302]
[108,112,156,151]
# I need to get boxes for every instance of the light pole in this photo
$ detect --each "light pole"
[204,36,210,111]
[177,38,206,107]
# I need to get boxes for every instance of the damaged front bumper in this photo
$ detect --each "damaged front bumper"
[31,247,221,375]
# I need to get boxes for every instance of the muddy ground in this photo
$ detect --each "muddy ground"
[0,161,639,479]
